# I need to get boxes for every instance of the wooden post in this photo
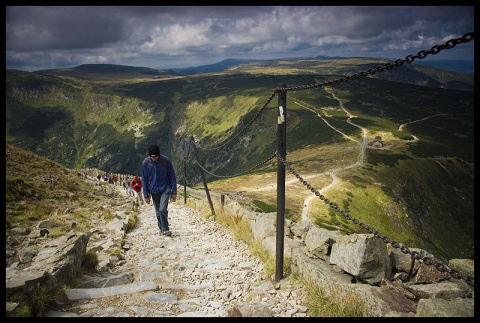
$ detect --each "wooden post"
[190,136,215,219]
[183,158,187,204]
[181,138,190,205]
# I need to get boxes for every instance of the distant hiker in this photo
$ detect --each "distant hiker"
[142,144,177,237]
[97,174,101,182]
[130,175,145,206]
[126,177,134,196]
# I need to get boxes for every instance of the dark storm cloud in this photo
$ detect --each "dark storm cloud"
[6,7,128,50]
[5,6,474,72]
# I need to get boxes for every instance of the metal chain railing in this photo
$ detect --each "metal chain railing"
[187,31,474,282]
[275,152,474,283]
[195,153,276,178]
[193,32,474,154]
[279,32,474,93]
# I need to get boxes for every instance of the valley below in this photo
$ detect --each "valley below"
[6,58,474,263]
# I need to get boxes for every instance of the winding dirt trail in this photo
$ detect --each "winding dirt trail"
[295,88,368,222]
[244,87,434,223]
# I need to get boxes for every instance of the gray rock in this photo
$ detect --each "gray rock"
[415,298,474,317]
[65,281,158,300]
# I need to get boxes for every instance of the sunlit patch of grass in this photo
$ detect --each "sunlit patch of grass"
[251,199,276,213]
[311,171,419,247]
[248,239,270,263]
[303,279,374,317]
[215,207,253,243]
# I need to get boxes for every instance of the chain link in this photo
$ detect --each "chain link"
[275,152,474,283]
[196,153,276,178]
[282,32,474,93]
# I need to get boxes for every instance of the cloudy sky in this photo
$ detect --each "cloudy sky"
[6,6,475,72]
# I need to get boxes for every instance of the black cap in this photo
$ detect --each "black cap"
[149,145,160,157]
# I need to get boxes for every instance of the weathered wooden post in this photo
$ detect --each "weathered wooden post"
[190,136,215,219]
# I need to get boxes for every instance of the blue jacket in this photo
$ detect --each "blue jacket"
[142,154,177,198]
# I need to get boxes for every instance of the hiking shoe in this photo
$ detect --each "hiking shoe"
[163,230,172,236]
[159,229,163,236]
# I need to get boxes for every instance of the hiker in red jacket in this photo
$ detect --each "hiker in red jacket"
[130,175,145,206]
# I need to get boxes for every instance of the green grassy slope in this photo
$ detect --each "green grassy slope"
[5,59,474,261]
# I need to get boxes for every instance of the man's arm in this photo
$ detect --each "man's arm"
[168,160,177,195]
[141,161,150,200]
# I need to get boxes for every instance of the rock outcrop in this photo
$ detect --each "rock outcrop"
[254,211,474,317]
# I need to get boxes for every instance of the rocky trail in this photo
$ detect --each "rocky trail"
[44,188,309,317]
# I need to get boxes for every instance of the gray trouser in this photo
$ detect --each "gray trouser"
[151,189,171,231]
[133,190,144,205]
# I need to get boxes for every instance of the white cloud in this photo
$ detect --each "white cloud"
[6,6,474,71]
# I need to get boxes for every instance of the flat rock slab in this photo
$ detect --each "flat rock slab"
[65,281,158,300]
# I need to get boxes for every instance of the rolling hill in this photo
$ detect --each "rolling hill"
[5,58,474,262]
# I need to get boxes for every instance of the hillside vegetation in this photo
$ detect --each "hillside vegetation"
[5,58,474,262]
[5,144,124,246]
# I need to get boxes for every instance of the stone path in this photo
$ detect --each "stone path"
[45,194,309,317]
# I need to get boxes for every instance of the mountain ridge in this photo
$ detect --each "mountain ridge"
[11,56,473,79]
[5,57,474,262]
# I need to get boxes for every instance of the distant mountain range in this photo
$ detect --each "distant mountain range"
[168,57,474,76]
[412,59,474,74]
[169,58,256,75]
[28,56,473,79]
